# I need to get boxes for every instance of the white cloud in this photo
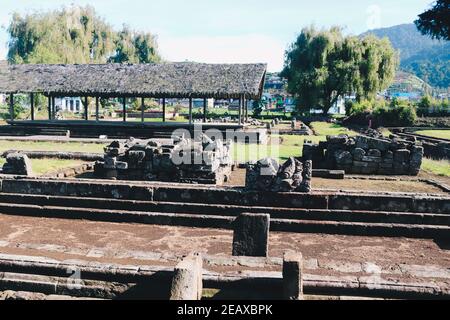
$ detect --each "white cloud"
[159,34,286,72]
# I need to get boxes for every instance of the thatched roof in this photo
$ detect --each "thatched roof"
[0,62,267,99]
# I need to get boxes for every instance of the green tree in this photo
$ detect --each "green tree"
[252,100,264,117]
[7,5,161,64]
[108,26,161,63]
[281,26,397,114]
[415,0,450,41]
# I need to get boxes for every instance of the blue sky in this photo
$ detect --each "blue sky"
[0,0,435,71]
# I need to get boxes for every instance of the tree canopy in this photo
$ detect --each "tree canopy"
[7,5,161,64]
[415,0,450,41]
[281,26,398,114]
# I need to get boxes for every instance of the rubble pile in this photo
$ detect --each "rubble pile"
[303,134,424,175]
[245,157,312,193]
[1,153,34,176]
[94,136,233,185]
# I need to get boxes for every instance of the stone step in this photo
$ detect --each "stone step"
[0,254,448,300]
[1,177,449,214]
[0,201,448,239]
[0,193,449,226]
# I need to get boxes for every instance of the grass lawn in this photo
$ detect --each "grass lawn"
[231,121,356,163]
[231,134,325,163]
[0,141,105,153]
[415,130,450,140]
[310,122,357,136]
[422,158,450,177]
[379,128,392,137]
[0,158,85,175]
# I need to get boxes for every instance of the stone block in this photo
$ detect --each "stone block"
[128,150,146,162]
[353,161,369,168]
[379,162,393,169]
[283,251,304,300]
[352,148,366,161]
[355,136,369,150]
[367,149,382,157]
[115,161,128,170]
[170,253,203,300]
[2,153,33,176]
[103,157,117,169]
[394,149,411,163]
[384,151,394,159]
[327,135,348,144]
[367,137,391,152]
[232,213,270,257]
[361,156,382,163]
[335,150,353,165]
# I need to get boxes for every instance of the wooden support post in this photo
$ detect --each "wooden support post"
[9,93,14,121]
[203,98,207,123]
[245,98,249,123]
[238,96,242,125]
[141,97,145,123]
[48,96,51,120]
[162,98,166,122]
[84,96,88,121]
[95,97,99,122]
[52,96,56,120]
[189,97,193,124]
[30,93,35,121]
[122,97,126,122]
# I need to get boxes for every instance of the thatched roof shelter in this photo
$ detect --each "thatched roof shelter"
[0,62,267,100]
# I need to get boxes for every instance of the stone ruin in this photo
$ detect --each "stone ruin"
[94,136,233,185]
[1,153,33,176]
[245,157,312,192]
[291,120,313,135]
[303,134,424,175]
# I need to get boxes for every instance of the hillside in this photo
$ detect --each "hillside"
[387,71,432,96]
[362,24,449,88]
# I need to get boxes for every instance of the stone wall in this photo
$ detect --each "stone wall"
[1,177,449,213]
[94,136,233,185]
[245,157,312,192]
[303,134,424,175]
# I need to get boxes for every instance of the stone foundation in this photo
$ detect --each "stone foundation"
[303,134,424,176]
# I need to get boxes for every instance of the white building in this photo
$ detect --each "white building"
[0,94,6,104]
[328,97,346,115]
[310,97,347,115]
[55,97,83,113]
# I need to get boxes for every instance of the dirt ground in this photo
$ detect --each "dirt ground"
[225,168,449,194]
[0,214,449,285]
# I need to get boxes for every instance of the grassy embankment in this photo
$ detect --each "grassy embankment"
[414,130,450,140]
[0,141,102,175]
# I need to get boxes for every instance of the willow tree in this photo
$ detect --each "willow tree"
[281,26,398,114]
[108,26,161,63]
[7,5,161,64]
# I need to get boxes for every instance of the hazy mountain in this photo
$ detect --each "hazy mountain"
[362,24,449,88]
